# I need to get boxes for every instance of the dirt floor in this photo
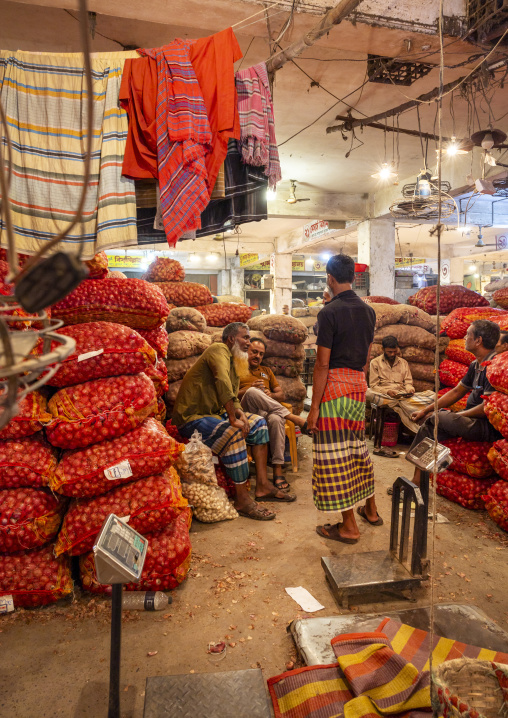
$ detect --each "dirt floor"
[1,435,508,717]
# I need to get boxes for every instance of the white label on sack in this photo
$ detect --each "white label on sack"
[0,595,14,613]
[104,460,133,481]
[212,456,219,465]
[118,515,131,524]
[78,348,104,362]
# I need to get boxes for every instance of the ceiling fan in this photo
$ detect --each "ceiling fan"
[287,180,310,204]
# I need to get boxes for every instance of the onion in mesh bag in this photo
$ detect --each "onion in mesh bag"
[143,257,185,283]
[138,326,169,359]
[0,390,51,440]
[0,488,66,553]
[0,545,73,607]
[153,281,212,308]
[196,303,252,327]
[0,434,57,489]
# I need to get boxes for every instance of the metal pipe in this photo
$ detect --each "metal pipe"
[108,584,123,718]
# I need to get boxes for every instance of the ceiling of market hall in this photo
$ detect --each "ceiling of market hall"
[3,0,508,257]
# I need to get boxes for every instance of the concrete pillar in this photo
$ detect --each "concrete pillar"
[357,218,395,298]
[270,253,292,314]
[217,269,230,296]
[230,266,244,299]
[450,257,464,285]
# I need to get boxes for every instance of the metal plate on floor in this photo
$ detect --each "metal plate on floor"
[290,604,508,666]
[143,669,272,718]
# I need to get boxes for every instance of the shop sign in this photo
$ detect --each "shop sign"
[313,261,327,272]
[292,257,305,272]
[240,253,260,267]
[496,235,508,251]
[440,259,450,284]
[303,220,329,241]
[242,254,306,271]
[395,257,426,268]
[107,253,144,269]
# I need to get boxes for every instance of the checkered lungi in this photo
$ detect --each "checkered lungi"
[312,368,374,512]
[178,412,268,484]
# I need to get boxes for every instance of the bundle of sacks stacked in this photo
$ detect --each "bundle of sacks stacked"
[408,284,489,313]
[438,307,508,409]
[369,303,442,393]
[483,278,508,306]
[247,315,308,414]
[437,439,497,510]
[143,256,212,308]
[291,305,322,351]
[164,308,212,413]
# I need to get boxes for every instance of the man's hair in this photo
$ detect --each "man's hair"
[250,337,267,350]
[500,331,508,345]
[326,254,355,284]
[470,319,500,349]
[222,322,249,343]
[382,335,399,349]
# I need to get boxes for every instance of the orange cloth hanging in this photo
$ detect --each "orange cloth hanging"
[120,55,158,179]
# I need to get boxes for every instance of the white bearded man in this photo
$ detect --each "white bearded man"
[172,323,296,520]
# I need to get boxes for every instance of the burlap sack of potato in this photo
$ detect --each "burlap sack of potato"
[166,331,211,359]
[247,315,307,345]
[298,316,317,328]
[309,306,322,317]
[413,379,435,392]
[262,357,304,378]
[369,343,383,360]
[165,355,200,383]
[164,379,182,407]
[407,362,436,382]
[277,375,307,403]
[374,324,436,349]
[166,307,207,333]
[216,294,244,304]
[370,303,434,332]
[265,338,305,360]
[401,346,436,364]
[292,307,310,318]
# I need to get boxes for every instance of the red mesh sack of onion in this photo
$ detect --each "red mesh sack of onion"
[0,434,58,489]
[487,438,508,480]
[50,418,183,498]
[0,390,51,440]
[440,307,508,339]
[482,480,508,532]
[46,373,158,449]
[84,252,109,279]
[0,488,66,553]
[436,470,496,510]
[195,303,252,327]
[362,296,399,305]
[484,394,508,439]
[47,322,157,388]
[0,545,73,607]
[145,361,169,397]
[51,278,170,330]
[486,352,508,394]
[138,326,169,359]
[439,359,468,387]
[444,339,474,366]
[80,507,192,594]
[143,257,185,283]
[437,388,470,412]
[409,285,489,314]
[152,281,213,308]
[55,468,188,556]
[441,438,494,478]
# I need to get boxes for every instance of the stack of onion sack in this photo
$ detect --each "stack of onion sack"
[141,257,212,310]
[408,285,489,314]
[482,479,508,532]
[142,256,185,284]
[436,438,496,509]
[369,303,443,392]
[0,391,71,608]
[437,389,470,412]
[441,307,508,340]
[247,315,307,413]
[164,313,213,413]
[290,306,320,351]
[175,431,238,523]
[484,352,508,439]
[195,302,252,328]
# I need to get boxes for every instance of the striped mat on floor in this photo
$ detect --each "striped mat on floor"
[268,617,508,718]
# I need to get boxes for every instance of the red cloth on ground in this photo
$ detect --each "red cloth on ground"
[185,28,242,194]
[120,56,158,179]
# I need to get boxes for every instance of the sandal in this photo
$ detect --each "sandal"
[356,505,384,526]
[273,476,290,492]
[373,448,398,458]
[237,503,276,521]
[316,523,358,544]
[255,490,296,503]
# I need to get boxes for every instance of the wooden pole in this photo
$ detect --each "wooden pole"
[266,0,362,74]
[327,114,454,143]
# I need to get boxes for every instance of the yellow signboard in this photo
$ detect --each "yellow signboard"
[107,254,144,269]
[395,257,425,268]
[239,253,259,267]
[313,261,326,272]
[240,255,306,271]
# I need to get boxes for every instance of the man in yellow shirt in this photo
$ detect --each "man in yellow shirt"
[239,337,310,492]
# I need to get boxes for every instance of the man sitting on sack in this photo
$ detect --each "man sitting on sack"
[172,322,296,521]
[238,337,311,492]
[367,335,435,443]
[409,319,502,487]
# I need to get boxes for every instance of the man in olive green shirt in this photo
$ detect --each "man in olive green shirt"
[173,323,296,520]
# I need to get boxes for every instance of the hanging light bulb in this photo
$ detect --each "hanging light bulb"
[481,132,495,150]
[266,187,277,201]
[469,263,476,272]
[371,162,397,181]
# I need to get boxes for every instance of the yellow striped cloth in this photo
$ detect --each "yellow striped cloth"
[0,49,138,259]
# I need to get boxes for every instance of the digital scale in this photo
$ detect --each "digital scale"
[322,439,452,609]
[93,515,149,718]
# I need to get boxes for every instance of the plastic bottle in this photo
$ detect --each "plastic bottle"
[121,591,171,611]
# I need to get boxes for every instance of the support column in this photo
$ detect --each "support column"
[230,265,244,299]
[217,269,230,296]
[450,257,464,285]
[270,253,292,314]
[357,218,395,298]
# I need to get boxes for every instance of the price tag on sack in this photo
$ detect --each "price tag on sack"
[78,348,104,362]
[0,595,14,613]
[104,460,133,481]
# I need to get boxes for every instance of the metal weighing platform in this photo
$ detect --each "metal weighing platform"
[289,604,508,666]
[143,669,272,718]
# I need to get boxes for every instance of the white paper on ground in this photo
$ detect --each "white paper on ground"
[285,586,324,612]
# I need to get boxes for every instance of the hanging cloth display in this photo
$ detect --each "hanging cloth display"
[138,41,212,247]
[120,55,158,180]
[235,62,282,189]
[0,50,138,258]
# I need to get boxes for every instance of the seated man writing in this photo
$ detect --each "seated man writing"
[409,319,502,486]
[172,322,296,521]
[367,335,434,436]
[238,337,310,492]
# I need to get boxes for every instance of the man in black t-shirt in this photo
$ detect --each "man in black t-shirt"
[307,254,381,544]
[409,319,502,486]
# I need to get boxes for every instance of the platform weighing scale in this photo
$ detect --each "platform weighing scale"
[322,439,452,609]
[93,514,149,718]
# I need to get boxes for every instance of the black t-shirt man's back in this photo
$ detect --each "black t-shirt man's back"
[316,289,376,371]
